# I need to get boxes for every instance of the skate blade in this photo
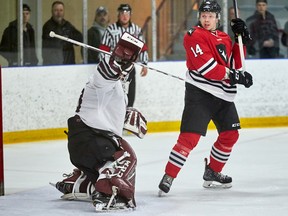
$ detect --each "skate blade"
[203,181,232,189]
[49,182,56,187]
[158,189,166,197]
[95,203,106,212]
[95,203,134,212]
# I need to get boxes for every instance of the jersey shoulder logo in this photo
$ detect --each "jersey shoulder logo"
[187,28,196,36]
[216,44,228,63]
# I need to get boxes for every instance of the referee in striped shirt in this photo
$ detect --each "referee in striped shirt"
[99,4,149,107]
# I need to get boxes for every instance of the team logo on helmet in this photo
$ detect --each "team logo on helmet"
[199,0,221,14]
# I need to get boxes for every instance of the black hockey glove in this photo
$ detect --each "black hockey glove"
[230,18,252,44]
[229,69,253,88]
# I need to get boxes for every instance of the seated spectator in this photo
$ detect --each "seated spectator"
[42,1,82,65]
[87,6,110,64]
[246,0,279,59]
[0,4,38,66]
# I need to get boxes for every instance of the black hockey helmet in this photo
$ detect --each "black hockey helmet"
[199,0,221,18]
[117,4,132,13]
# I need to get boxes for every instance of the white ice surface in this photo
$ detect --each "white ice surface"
[1,128,288,215]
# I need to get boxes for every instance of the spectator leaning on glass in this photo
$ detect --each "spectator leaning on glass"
[246,0,279,59]
[100,4,149,107]
[87,6,110,64]
[0,4,38,66]
[42,1,83,65]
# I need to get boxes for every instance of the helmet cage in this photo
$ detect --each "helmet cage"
[113,44,136,64]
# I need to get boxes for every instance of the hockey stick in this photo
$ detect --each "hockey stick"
[232,0,246,71]
[49,31,185,81]
[49,31,111,56]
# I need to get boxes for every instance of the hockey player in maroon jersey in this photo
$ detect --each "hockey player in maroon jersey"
[50,32,147,212]
[158,0,253,194]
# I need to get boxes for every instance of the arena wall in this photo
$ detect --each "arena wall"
[2,59,288,143]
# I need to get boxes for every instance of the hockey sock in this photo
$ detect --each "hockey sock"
[165,132,200,178]
[209,130,239,172]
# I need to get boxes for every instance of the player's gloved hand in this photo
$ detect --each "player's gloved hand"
[119,61,134,76]
[123,107,147,139]
[230,18,252,44]
[229,69,253,88]
[108,56,134,77]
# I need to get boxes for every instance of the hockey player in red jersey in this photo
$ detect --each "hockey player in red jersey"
[158,0,253,194]
[50,32,147,212]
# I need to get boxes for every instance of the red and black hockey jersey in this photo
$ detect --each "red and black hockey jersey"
[183,26,245,102]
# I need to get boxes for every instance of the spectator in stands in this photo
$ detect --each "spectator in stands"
[42,1,83,65]
[246,0,279,59]
[0,4,38,66]
[87,6,109,64]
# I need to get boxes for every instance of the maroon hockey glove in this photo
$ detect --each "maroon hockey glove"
[124,107,147,139]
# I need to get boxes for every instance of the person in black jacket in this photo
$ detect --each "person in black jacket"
[42,1,82,65]
[245,0,279,59]
[87,6,109,63]
[0,4,38,67]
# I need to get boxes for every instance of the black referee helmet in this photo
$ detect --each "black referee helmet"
[117,4,132,13]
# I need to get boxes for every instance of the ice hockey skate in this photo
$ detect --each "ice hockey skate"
[202,158,232,189]
[158,174,174,196]
[92,186,135,212]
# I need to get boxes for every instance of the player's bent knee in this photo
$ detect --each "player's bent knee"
[176,132,201,152]
[218,130,239,147]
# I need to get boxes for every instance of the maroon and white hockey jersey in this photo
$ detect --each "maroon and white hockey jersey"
[75,56,127,137]
[183,26,245,102]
